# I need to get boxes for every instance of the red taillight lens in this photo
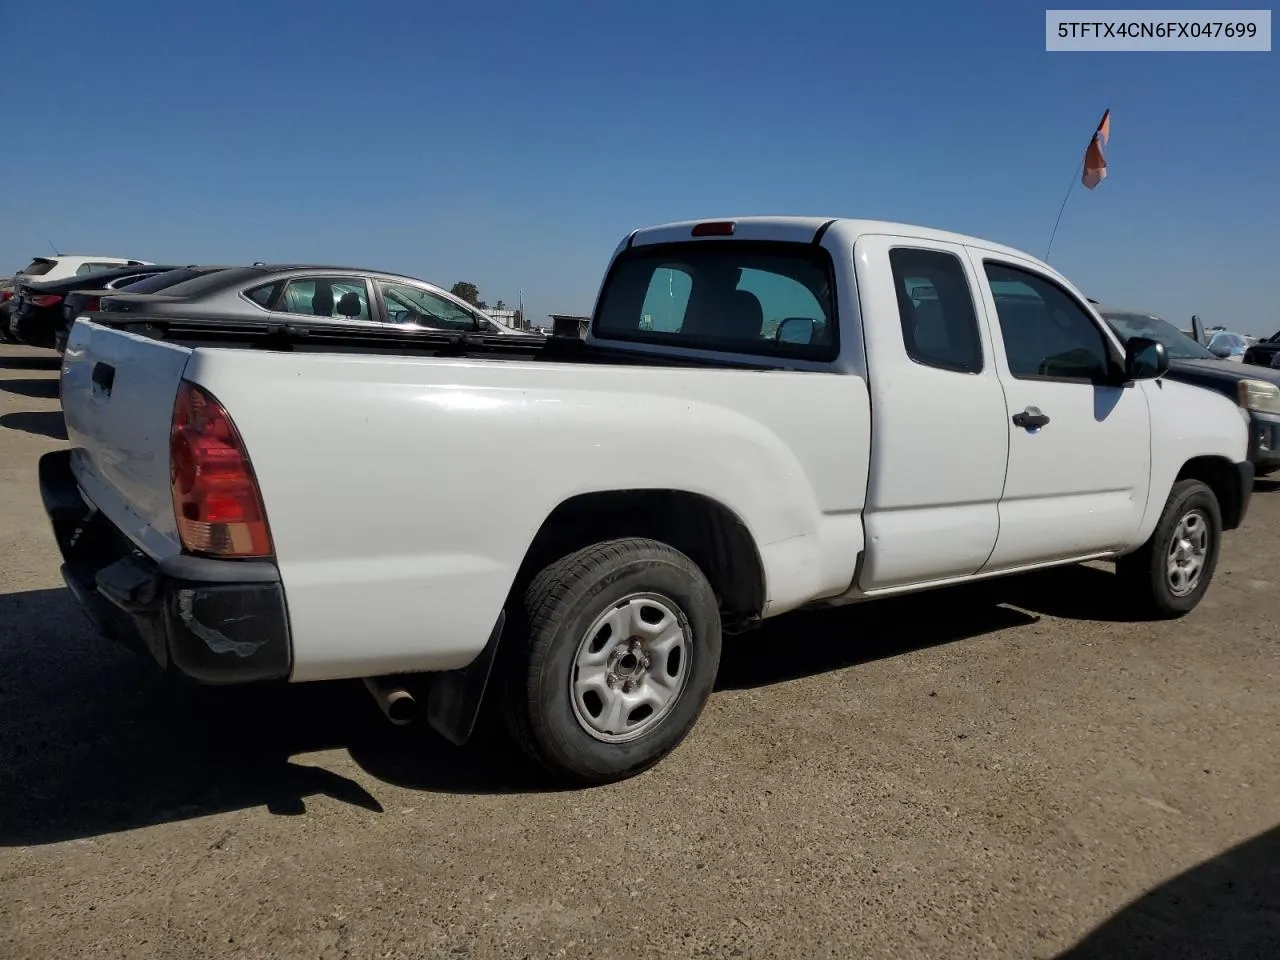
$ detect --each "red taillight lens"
[30,294,63,307]
[81,296,100,312]
[0,290,11,302]
[170,381,273,558]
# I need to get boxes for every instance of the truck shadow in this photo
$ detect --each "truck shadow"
[0,410,67,440]
[1055,823,1280,959]
[0,353,61,371]
[0,564,1153,846]
[717,563,1135,690]
[0,376,60,400]
[0,588,555,847]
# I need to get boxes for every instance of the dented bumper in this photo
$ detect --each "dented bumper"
[39,450,293,684]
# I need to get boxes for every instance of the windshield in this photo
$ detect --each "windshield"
[1100,310,1215,360]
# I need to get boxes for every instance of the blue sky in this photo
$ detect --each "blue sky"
[3,0,1277,332]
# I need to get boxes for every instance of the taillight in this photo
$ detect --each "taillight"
[30,294,63,307]
[0,290,11,302]
[170,381,273,558]
[81,296,100,312]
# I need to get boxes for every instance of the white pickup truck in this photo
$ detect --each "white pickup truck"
[43,216,1253,785]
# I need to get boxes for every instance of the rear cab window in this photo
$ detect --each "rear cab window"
[592,241,837,361]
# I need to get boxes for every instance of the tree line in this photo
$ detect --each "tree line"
[449,282,518,323]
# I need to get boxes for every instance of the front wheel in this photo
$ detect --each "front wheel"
[502,538,722,785]
[1117,479,1222,618]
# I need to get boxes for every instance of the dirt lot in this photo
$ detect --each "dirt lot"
[0,342,1277,959]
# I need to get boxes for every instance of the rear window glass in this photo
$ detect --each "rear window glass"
[18,258,55,277]
[143,268,259,300]
[593,241,837,360]
[117,268,219,294]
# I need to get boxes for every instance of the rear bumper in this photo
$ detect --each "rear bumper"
[39,449,293,684]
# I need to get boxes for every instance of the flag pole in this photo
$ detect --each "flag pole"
[1043,164,1080,262]
[1045,108,1111,263]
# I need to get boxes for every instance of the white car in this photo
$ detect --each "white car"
[14,254,151,285]
[42,216,1253,785]
[1206,330,1248,362]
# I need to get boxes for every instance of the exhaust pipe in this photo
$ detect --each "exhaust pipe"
[363,676,418,726]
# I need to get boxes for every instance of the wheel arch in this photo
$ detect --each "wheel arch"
[1177,455,1246,530]
[513,489,767,628]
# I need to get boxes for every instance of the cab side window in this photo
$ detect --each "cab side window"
[277,277,371,321]
[984,262,1111,381]
[888,248,983,374]
[378,282,478,331]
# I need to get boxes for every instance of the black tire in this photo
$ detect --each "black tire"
[502,537,722,786]
[1116,479,1222,618]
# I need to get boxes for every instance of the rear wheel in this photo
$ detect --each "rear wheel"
[1117,479,1222,618]
[503,538,722,785]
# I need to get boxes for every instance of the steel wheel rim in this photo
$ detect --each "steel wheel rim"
[1166,508,1209,597]
[568,593,692,744]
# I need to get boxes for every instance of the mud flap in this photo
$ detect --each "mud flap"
[426,610,505,746]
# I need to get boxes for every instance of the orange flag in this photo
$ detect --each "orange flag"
[1082,109,1111,189]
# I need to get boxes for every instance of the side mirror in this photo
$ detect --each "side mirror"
[776,316,815,345]
[1125,336,1169,380]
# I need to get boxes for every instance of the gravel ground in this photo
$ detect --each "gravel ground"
[0,342,1277,960]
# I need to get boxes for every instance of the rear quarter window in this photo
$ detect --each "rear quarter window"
[593,241,837,361]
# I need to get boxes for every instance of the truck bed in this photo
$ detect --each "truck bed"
[79,312,772,370]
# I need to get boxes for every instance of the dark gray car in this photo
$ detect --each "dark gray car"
[93,265,515,335]
[1100,306,1280,476]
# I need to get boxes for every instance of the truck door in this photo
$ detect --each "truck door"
[969,252,1152,570]
[854,236,1010,590]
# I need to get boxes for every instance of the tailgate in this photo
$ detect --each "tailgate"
[61,318,194,560]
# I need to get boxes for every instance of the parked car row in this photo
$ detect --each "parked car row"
[1243,330,1280,369]
[0,255,520,350]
